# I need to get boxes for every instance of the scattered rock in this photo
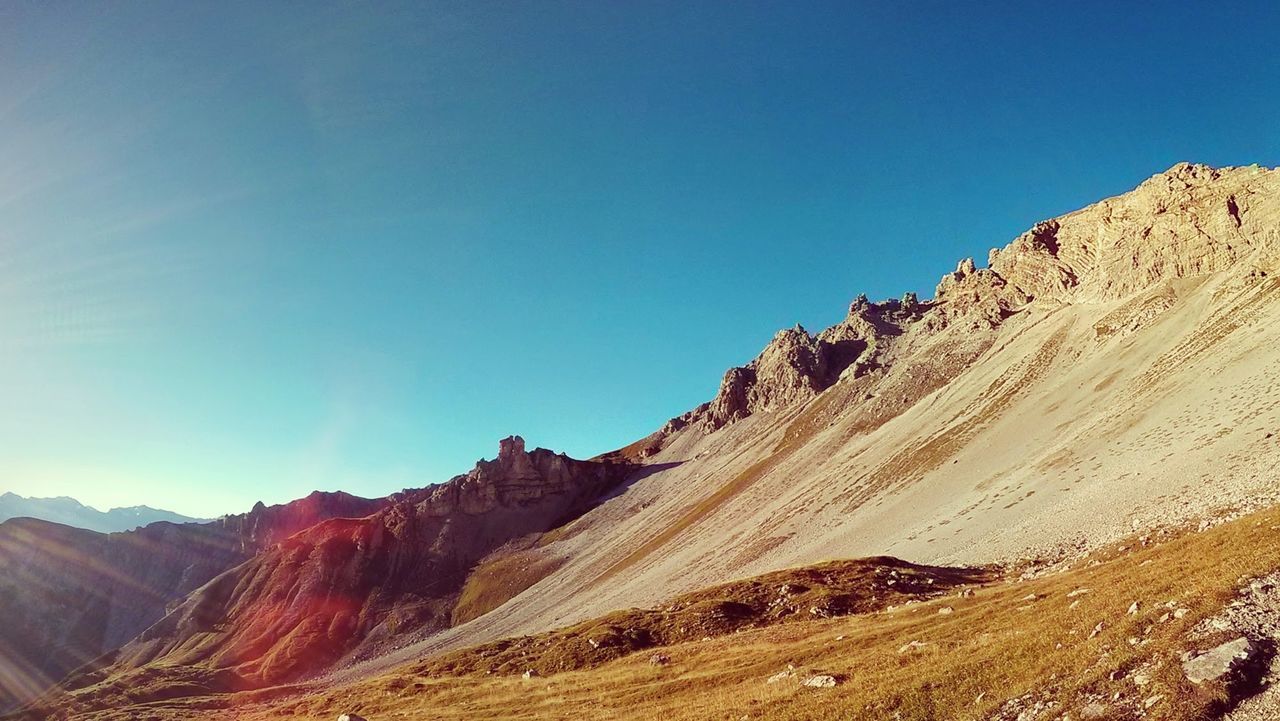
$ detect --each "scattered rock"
[649,653,670,666]
[1089,622,1105,639]
[801,674,840,688]
[1182,637,1257,684]
[938,606,955,615]
[1067,588,1092,598]
[1128,601,1140,615]
[767,665,797,684]
[898,640,928,654]
[1080,702,1108,718]
[338,715,368,721]
[522,669,539,679]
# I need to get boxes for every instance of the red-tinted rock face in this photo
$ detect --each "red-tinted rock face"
[94,438,632,689]
[0,491,389,711]
[213,490,388,552]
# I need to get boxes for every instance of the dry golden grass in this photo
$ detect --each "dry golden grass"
[451,544,566,627]
[36,505,1280,721]
[424,558,988,680]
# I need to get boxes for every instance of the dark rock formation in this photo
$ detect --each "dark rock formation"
[71,438,633,696]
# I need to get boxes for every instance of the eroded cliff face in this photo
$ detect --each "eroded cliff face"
[647,163,1280,449]
[657,295,926,438]
[85,438,633,693]
[989,163,1280,303]
[0,492,387,711]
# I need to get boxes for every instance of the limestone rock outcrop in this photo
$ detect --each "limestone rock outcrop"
[652,163,1280,441]
[663,295,925,435]
[988,163,1280,303]
[1182,637,1258,685]
[419,436,619,516]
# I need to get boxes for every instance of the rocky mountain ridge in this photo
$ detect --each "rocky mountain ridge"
[343,162,1280,683]
[636,163,1280,453]
[53,437,634,702]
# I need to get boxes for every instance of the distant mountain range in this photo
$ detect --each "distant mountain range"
[0,492,207,533]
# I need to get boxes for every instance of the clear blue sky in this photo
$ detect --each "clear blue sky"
[1,1,1278,517]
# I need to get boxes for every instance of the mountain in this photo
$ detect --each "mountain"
[0,493,208,533]
[54,438,633,699]
[351,161,1280,678]
[350,162,1280,672]
[0,490,387,711]
[8,162,1280,719]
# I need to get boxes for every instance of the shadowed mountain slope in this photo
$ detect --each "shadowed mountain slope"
[0,491,387,711]
[54,438,634,698]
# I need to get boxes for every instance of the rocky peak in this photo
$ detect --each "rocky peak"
[498,434,527,459]
[700,325,827,427]
[642,163,1280,444]
[930,256,1027,331]
[987,162,1280,303]
[1146,160,1223,187]
[671,293,926,433]
[756,325,825,392]
[417,437,633,517]
[935,163,1280,312]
